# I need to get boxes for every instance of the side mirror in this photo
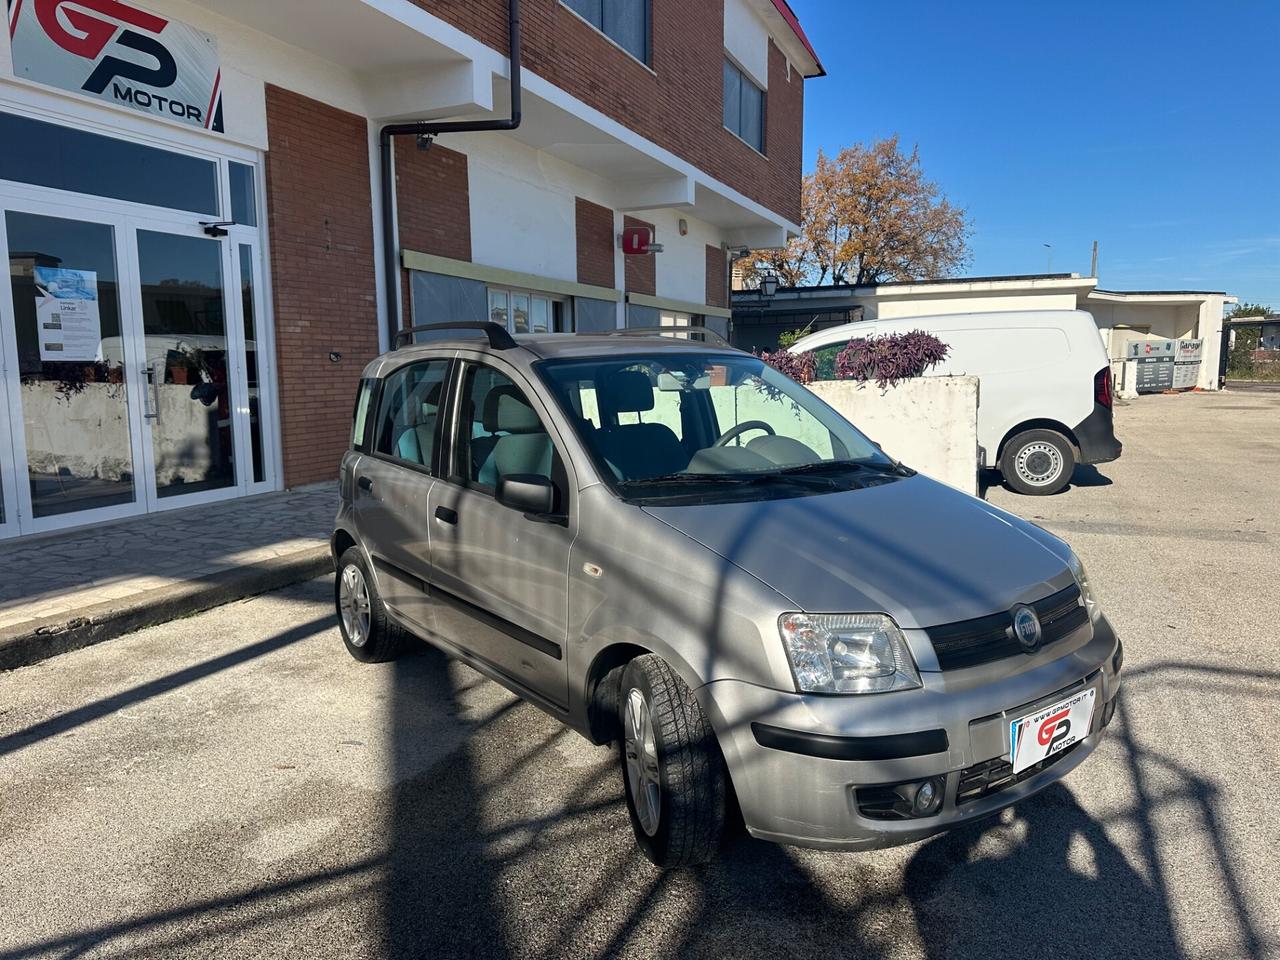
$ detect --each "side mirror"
[496,474,557,517]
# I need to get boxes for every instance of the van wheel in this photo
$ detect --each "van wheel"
[1001,429,1076,496]
[335,547,405,663]
[619,655,726,868]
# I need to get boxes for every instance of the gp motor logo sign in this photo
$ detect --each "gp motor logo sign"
[7,0,223,131]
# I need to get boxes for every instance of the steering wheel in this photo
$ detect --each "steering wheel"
[713,420,776,448]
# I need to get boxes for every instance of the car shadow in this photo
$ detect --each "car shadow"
[904,784,1181,960]
[980,464,1112,499]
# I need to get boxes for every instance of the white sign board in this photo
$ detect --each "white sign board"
[34,267,102,362]
[8,0,223,132]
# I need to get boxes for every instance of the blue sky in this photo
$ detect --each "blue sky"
[789,0,1280,307]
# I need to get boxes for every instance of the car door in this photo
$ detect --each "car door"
[425,357,573,710]
[351,356,451,631]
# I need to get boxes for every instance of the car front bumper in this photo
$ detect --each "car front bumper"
[697,615,1122,851]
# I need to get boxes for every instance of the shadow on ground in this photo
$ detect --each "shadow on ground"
[980,464,1112,499]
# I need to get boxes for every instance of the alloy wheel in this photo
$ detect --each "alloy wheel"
[624,687,662,837]
[338,563,372,647]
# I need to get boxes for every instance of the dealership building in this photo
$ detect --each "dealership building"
[0,0,821,539]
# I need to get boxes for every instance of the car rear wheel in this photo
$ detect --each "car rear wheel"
[619,654,726,868]
[1000,429,1076,496]
[335,547,405,663]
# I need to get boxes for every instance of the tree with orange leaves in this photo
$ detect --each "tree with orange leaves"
[743,135,970,288]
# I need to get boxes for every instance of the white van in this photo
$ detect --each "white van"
[789,310,1122,495]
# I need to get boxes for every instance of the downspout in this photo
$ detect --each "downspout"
[379,0,522,347]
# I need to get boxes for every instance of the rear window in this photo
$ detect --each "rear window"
[351,378,375,452]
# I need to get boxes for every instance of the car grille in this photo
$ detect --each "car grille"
[956,742,1080,805]
[925,583,1088,671]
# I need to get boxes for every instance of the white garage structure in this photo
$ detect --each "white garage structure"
[731,274,1236,391]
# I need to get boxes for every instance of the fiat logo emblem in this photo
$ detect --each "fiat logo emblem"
[1011,604,1042,651]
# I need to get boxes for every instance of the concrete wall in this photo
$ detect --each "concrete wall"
[808,377,980,495]
[23,383,227,486]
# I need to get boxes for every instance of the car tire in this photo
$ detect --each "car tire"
[335,547,405,663]
[1000,429,1076,496]
[618,654,726,868]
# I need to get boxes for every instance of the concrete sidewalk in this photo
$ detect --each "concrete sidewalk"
[0,485,336,670]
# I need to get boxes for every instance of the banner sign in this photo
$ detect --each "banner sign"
[34,266,103,362]
[7,0,223,132]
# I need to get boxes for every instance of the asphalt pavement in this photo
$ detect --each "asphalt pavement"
[1,389,1277,960]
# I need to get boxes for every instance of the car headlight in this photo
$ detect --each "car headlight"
[1067,553,1102,623]
[778,613,922,694]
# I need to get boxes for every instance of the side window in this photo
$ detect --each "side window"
[457,365,557,492]
[372,360,450,468]
[351,378,376,453]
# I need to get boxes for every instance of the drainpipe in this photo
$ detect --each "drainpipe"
[379,0,522,347]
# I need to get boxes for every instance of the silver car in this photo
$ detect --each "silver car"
[332,322,1123,868]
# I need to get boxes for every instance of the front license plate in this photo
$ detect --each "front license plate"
[1009,687,1096,774]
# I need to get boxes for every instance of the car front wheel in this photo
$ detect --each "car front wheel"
[619,654,726,868]
[1000,429,1076,496]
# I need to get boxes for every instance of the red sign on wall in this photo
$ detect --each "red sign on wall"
[621,225,656,255]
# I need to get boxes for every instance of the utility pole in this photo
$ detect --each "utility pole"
[1090,240,1099,278]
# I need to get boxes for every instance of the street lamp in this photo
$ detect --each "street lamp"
[760,272,779,299]
[1043,243,1053,273]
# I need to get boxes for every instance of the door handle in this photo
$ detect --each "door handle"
[434,505,458,525]
[357,475,374,492]
[142,362,160,420]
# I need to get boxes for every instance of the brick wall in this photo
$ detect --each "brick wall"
[413,0,805,225]
[264,86,379,487]
[705,244,726,308]
[394,139,472,326]
[395,139,472,262]
[575,197,614,288]
[623,215,655,296]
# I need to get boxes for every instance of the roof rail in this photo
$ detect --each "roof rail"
[584,326,732,347]
[393,321,518,350]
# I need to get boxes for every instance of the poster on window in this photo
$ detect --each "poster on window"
[34,267,103,362]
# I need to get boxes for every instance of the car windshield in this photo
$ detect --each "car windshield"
[536,352,907,502]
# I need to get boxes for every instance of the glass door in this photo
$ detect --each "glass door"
[129,227,240,505]
[1,209,146,528]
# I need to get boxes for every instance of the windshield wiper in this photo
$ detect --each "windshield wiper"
[774,459,867,476]
[619,472,770,487]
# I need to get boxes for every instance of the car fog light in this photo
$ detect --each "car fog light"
[913,777,945,816]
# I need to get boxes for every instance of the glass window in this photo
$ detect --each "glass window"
[239,245,266,482]
[7,211,136,517]
[723,59,765,153]
[531,297,551,334]
[0,112,219,214]
[456,366,554,491]
[561,0,649,64]
[229,163,257,226]
[511,292,530,334]
[373,360,450,468]
[352,379,376,453]
[137,230,234,498]
[488,289,509,329]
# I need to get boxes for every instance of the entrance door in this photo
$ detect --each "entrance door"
[0,206,268,536]
[130,227,239,505]
[1,209,147,528]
